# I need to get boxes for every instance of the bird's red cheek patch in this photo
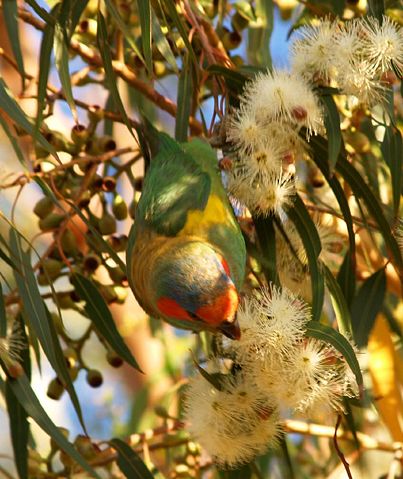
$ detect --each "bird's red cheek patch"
[157,297,191,321]
[196,286,239,327]
[221,258,231,277]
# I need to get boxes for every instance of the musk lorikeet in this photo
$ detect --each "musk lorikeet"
[127,132,246,339]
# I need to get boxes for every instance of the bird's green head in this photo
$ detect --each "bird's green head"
[153,241,240,339]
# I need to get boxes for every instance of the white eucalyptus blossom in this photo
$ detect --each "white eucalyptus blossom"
[233,285,311,362]
[290,19,339,82]
[362,16,403,74]
[227,168,296,216]
[184,369,281,467]
[337,58,386,104]
[242,70,323,136]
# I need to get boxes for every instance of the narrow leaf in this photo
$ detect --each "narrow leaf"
[36,13,55,134]
[97,11,136,139]
[0,78,58,161]
[104,0,145,62]
[306,321,363,386]
[253,215,278,285]
[207,65,249,96]
[0,114,28,169]
[381,125,402,214]
[9,230,86,431]
[321,95,341,171]
[70,0,89,35]
[368,0,384,22]
[286,195,324,322]
[0,282,6,337]
[3,0,25,88]
[336,152,403,272]
[152,16,178,72]
[54,23,77,121]
[71,273,142,372]
[351,268,386,348]
[175,53,192,142]
[110,438,154,479]
[137,0,152,74]
[308,133,356,257]
[247,0,273,68]
[24,0,56,24]
[5,381,28,479]
[7,374,100,478]
[323,264,352,336]
[337,250,356,307]
[163,0,198,67]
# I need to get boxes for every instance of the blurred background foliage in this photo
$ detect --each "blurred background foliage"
[0,0,402,477]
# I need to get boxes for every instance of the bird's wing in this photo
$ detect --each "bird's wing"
[135,135,212,237]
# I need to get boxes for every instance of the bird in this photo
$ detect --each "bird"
[127,131,246,340]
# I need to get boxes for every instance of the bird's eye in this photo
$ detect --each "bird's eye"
[187,311,203,322]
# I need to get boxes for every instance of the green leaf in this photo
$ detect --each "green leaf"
[336,152,403,272]
[253,215,278,285]
[70,0,89,35]
[306,321,363,386]
[24,0,56,24]
[54,23,77,121]
[323,264,352,336]
[7,374,100,478]
[9,230,86,432]
[321,95,342,172]
[137,0,152,74]
[71,273,142,372]
[0,78,58,161]
[110,438,154,479]
[381,125,402,215]
[308,133,356,257]
[0,282,6,337]
[367,0,384,22]
[247,0,273,68]
[337,250,356,307]
[152,15,178,73]
[104,0,145,62]
[163,0,198,68]
[219,465,253,479]
[3,0,25,89]
[5,381,28,479]
[97,11,136,140]
[175,53,192,142]
[36,12,55,135]
[0,114,28,169]
[351,268,386,348]
[207,64,249,96]
[286,195,324,322]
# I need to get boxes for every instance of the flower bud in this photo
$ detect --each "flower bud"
[34,197,54,219]
[112,195,128,220]
[231,11,250,31]
[83,253,101,272]
[98,213,117,235]
[109,234,128,252]
[71,124,90,147]
[47,377,65,400]
[86,369,103,388]
[102,176,117,192]
[108,266,127,285]
[41,258,63,279]
[61,229,78,255]
[39,213,65,231]
[98,136,116,153]
[106,350,124,368]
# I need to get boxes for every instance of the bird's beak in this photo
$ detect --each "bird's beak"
[218,317,241,340]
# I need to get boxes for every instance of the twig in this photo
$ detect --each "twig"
[333,415,353,479]
[283,419,403,453]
